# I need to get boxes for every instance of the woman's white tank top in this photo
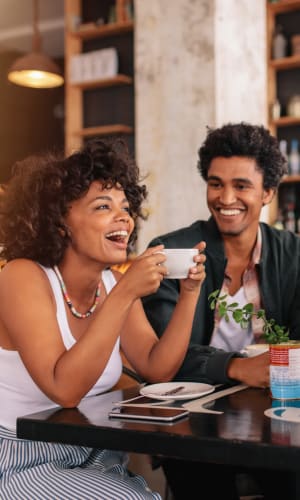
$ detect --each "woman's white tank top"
[0,267,122,431]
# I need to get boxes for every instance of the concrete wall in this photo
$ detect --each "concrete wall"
[135,0,267,252]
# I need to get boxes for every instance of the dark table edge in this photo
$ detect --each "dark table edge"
[16,416,300,472]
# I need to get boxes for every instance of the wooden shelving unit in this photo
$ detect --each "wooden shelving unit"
[267,0,300,133]
[268,0,300,14]
[76,124,133,138]
[64,0,134,153]
[72,75,133,91]
[281,174,300,184]
[72,21,133,40]
[271,116,300,128]
[269,53,300,70]
[267,0,300,228]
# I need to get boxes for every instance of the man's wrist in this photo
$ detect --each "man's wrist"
[227,356,245,381]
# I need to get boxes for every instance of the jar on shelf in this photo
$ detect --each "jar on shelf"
[291,34,300,56]
[287,95,300,118]
[271,98,281,120]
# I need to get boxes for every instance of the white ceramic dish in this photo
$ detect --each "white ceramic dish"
[265,407,300,423]
[140,382,215,401]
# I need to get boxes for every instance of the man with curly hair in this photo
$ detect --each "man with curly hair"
[142,122,300,500]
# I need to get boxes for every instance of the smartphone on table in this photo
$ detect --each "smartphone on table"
[108,405,189,423]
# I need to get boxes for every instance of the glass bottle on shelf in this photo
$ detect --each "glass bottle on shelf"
[272,24,287,59]
[279,139,288,173]
[288,139,300,176]
[283,203,296,232]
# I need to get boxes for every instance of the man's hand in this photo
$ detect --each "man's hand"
[227,352,270,388]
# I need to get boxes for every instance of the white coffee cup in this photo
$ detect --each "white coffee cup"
[243,344,269,357]
[161,248,198,279]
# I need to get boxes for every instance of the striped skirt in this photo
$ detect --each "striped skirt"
[0,427,161,500]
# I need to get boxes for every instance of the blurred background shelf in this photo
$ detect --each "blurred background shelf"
[71,74,133,90]
[270,53,300,70]
[65,0,134,152]
[267,0,300,230]
[70,21,133,40]
[76,124,133,138]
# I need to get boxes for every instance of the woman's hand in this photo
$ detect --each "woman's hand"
[118,245,168,299]
[180,241,206,292]
[120,242,206,299]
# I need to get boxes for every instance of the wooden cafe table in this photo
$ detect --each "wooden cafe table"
[16,383,300,477]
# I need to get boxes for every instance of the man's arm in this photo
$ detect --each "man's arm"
[172,344,242,385]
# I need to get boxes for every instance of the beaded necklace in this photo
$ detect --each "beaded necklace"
[53,265,101,319]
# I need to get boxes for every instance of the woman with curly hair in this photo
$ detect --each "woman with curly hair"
[0,138,206,500]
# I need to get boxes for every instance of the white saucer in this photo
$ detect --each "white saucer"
[140,382,215,401]
[265,407,300,423]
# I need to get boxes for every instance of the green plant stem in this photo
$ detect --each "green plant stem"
[208,289,289,345]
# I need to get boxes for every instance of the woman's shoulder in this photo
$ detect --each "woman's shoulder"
[0,259,48,286]
[0,260,52,320]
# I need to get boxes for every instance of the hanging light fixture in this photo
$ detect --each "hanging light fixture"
[7,0,64,89]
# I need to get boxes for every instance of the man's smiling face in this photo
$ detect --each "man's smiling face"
[206,156,274,237]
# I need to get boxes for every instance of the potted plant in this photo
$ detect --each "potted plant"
[208,290,300,400]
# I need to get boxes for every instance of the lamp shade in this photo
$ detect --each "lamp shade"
[8,51,64,89]
[7,0,64,89]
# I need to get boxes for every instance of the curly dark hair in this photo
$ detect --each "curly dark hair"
[0,138,148,266]
[198,122,287,189]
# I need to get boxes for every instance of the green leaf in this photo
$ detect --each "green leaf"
[208,290,220,301]
[244,303,254,314]
[228,302,239,308]
[219,303,227,317]
[233,310,243,323]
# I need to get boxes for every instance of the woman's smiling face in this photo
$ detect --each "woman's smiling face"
[65,181,134,266]
[206,156,274,237]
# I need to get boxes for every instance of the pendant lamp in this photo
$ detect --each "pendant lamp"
[7,0,64,89]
